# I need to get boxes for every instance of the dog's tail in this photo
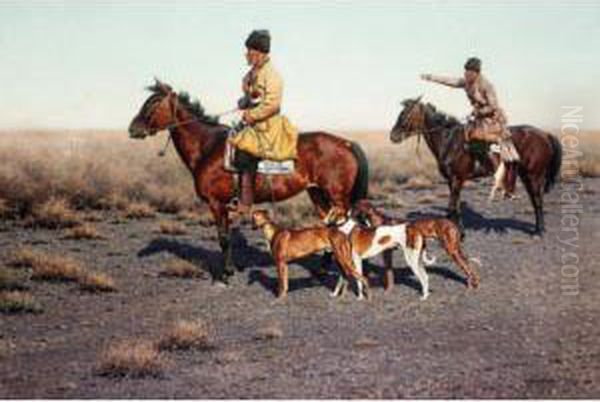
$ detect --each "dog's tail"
[422,250,437,266]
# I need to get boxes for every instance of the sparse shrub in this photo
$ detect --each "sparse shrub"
[255,323,283,340]
[27,197,81,229]
[158,319,214,351]
[123,202,156,219]
[98,339,166,378]
[63,223,104,240]
[157,220,188,236]
[8,246,42,268]
[0,268,28,291]
[79,272,116,293]
[0,291,42,314]
[404,175,435,190]
[159,258,206,279]
[29,254,84,282]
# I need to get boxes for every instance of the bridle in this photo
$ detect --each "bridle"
[145,90,239,157]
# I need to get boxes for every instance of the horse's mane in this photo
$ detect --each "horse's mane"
[424,103,461,129]
[147,83,221,126]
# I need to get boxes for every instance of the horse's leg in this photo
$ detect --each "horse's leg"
[447,178,465,234]
[209,201,234,283]
[520,173,545,235]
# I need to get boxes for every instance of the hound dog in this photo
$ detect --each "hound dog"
[252,210,369,299]
[325,202,480,299]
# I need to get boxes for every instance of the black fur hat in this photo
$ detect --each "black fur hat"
[245,30,271,54]
[464,57,482,72]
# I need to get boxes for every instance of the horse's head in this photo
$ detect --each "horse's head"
[128,78,178,139]
[390,95,427,143]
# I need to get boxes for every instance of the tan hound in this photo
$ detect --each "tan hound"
[252,210,369,299]
[326,202,480,299]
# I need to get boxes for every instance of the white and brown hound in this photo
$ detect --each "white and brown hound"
[325,201,480,299]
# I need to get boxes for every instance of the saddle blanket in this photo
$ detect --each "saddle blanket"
[224,141,295,175]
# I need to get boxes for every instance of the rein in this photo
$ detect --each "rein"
[156,94,239,157]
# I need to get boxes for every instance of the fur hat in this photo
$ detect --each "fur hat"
[464,57,482,72]
[245,30,271,54]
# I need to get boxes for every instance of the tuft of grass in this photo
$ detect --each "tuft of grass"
[0,268,28,291]
[8,246,42,268]
[403,175,436,190]
[29,254,85,282]
[159,258,206,279]
[158,319,214,351]
[79,272,117,293]
[157,220,188,236]
[0,291,42,314]
[123,202,156,219]
[98,339,166,378]
[416,194,436,204]
[63,223,104,240]
[255,323,283,340]
[27,197,81,229]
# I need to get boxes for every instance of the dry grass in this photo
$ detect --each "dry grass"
[0,291,42,314]
[98,339,166,378]
[0,129,599,224]
[26,197,81,229]
[79,272,117,293]
[157,220,188,236]
[158,319,214,351]
[8,246,43,268]
[124,202,156,219]
[0,268,28,291]
[29,254,85,282]
[63,223,104,240]
[159,258,206,279]
[403,175,436,190]
[255,323,284,340]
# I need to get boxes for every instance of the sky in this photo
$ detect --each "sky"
[0,1,599,131]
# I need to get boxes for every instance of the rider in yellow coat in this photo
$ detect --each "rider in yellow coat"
[228,29,298,214]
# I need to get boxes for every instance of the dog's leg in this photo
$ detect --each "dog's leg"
[331,274,347,298]
[416,249,430,300]
[352,253,367,300]
[276,261,289,299]
[442,231,480,289]
[402,239,429,300]
[382,249,394,292]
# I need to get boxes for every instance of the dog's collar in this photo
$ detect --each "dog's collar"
[336,217,357,235]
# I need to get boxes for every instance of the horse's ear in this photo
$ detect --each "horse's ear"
[414,94,424,104]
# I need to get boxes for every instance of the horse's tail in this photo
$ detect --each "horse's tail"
[349,141,369,204]
[545,134,562,193]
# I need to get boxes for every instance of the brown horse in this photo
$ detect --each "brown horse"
[128,80,369,283]
[390,98,562,235]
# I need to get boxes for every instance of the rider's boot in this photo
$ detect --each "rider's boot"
[228,171,255,216]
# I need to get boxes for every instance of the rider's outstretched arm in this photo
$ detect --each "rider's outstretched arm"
[421,74,465,88]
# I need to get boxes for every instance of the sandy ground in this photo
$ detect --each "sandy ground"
[1,176,599,398]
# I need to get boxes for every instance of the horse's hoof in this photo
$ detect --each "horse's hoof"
[420,293,429,301]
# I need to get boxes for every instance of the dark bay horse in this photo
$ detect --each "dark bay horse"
[390,98,562,235]
[128,80,369,283]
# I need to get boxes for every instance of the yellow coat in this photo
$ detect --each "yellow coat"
[228,59,298,161]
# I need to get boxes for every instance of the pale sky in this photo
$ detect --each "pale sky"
[1,1,599,131]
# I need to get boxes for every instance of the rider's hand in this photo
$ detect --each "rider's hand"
[242,110,254,125]
[420,74,432,81]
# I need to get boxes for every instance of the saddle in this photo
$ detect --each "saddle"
[224,140,295,175]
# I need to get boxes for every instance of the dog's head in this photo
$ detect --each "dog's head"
[351,200,385,227]
[251,209,271,230]
[323,206,350,227]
